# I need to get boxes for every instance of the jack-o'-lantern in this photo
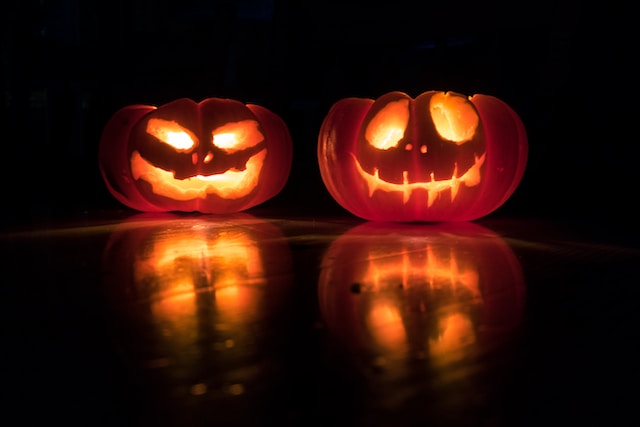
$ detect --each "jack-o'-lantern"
[317,91,528,222]
[318,221,526,398]
[99,97,293,214]
[101,213,293,410]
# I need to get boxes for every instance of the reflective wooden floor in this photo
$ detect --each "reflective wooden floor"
[2,209,639,426]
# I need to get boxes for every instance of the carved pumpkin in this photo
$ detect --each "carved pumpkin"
[317,91,528,222]
[101,213,293,405]
[318,221,526,373]
[99,98,293,214]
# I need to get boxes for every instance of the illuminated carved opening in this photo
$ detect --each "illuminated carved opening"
[366,99,410,150]
[147,118,198,151]
[355,93,485,206]
[212,120,264,152]
[131,149,266,200]
[134,119,268,200]
[352,152,486,206]
[429,92,479,144]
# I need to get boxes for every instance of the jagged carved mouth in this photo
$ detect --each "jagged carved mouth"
[130,149,266,200]
[352,152,486,207]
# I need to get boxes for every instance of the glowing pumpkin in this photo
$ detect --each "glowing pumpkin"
[101,213,293,404]
[99,97,293,214]
[317,91,528,222]
[318,221,526,371]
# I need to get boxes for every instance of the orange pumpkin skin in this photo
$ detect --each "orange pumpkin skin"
[99,98,293,214]
[317,91,528,222]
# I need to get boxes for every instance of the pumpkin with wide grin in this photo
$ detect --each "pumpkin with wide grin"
[317,90,528,222]
[99,97,293,214]
[130,117,268,201]
[354,92,486,207]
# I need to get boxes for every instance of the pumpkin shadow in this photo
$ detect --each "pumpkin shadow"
[317,220,527,426]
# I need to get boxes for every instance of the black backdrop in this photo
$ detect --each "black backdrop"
[2,0,636,232]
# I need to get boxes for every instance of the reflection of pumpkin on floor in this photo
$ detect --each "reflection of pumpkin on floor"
[101,214,293,398]
[318,221,526,372]
[318,90,528,222]
[99,98,292,214]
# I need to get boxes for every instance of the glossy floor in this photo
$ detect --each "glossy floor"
[2,210,639,426]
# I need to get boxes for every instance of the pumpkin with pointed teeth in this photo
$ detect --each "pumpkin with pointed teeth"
[317,91,527,222]
[99,97,293,214]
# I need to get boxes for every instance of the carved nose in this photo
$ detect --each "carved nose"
[404,144,428,153]
[191,151,214,165]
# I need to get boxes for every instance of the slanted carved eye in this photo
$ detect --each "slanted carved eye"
[212,120,264,153]
[146,118,197,151]
[429,93,479,145]
[366,99,410,150]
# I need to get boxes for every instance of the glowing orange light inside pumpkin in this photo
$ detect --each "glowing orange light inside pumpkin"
[352,93,486,207]
[317,90,528,221]
[366,99,410,150]
[353,152,485,206]
[429,92,479,144]
[130,149,266,201]
[146,118,197,151]
[130,118,268,202]
[211,120,264,152]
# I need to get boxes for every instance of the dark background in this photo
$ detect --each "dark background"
[2,3,640,427]
[1,0,636,231]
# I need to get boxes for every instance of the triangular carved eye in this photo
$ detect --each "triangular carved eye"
[212,120,264,153]
[429,93,479,145]
[366,99,410,150]
[146,118,197,151]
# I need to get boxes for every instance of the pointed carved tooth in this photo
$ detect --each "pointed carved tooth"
[449,163,460,201]
[353,151,487,204]
[366,169,379,197]
[403,171,410,204]
[427,172,437,207]
[403,191,411,204]
[427,189,436,207]
[450,180,460,201]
